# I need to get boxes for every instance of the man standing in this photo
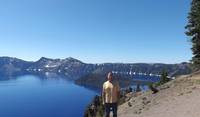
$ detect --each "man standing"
[102,72,120,117]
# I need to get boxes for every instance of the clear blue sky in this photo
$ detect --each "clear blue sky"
[0,0,192,63]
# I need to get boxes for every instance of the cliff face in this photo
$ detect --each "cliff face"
[118,71,200,117]
[0,57,33,77]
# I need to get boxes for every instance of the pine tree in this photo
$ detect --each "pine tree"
[185,0,200,70]
[160,70,169,84]
[150,70,169,88]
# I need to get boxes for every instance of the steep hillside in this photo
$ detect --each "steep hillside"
[118,71,200,117]
[0,57,33,77]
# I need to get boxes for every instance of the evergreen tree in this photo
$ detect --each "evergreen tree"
[160,70,169,84]
[185,0,200,70]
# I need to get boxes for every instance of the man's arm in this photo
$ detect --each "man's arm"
[102,84,105,105]
[117,83,120,101]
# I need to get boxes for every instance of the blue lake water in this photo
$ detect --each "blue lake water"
[0,75,159,117]
[0,75,98,117]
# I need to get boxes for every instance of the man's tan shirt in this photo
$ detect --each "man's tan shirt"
[103,81,120,103]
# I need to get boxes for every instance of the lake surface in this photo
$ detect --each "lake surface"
[0,75,98,117]
[0,75,159,117]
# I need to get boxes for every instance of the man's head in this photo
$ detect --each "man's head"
[107,72,113,82]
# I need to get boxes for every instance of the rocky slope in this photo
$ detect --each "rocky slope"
[118,71,200,117]
[0,57,33,77]
[27,57,95,79]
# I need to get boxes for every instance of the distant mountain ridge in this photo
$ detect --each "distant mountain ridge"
[0,56,192,81]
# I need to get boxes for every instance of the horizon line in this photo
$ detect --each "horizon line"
[0,56,190,65]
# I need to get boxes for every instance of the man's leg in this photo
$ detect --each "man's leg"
[112,103,118,117]
[105,103,111,117]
